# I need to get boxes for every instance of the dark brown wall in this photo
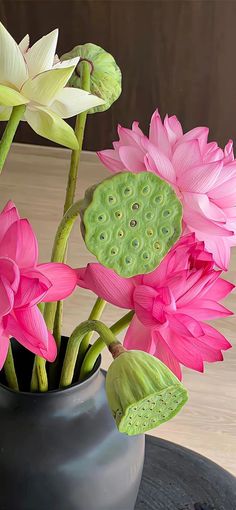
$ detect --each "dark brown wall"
[0,0,235,150]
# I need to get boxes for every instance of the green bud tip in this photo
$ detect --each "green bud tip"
[105,347,188,436]
[61,42,122,113]
[80,171,182,278]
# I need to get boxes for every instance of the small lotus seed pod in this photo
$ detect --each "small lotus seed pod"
[80,171,182,278]
[106,347,188,436]
[61,43,122,113]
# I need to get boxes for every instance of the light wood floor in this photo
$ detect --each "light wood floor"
[1,143,235,475]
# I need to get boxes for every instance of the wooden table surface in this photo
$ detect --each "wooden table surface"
[0,143,235,476]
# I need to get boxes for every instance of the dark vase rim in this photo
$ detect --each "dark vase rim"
[0,355,102,398]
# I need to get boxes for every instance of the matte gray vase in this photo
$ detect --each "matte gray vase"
[0,356,144,510]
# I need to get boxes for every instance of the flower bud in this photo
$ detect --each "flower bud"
[80,171,182,277]
[105,347,188,435]
[61,43,122,113]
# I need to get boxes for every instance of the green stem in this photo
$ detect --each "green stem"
[52,61,91,353]
[0,104,25,173]
[60,320,120,388]
[31,200,83,391]
[4,342,19,391]
[63,61,91,214]
[79,311,134,382]
[43,199,83,330]
[77,298,107,364]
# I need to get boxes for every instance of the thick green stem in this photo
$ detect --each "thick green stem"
[43,199,83,330]
[4,342,19,391]
[77,298,107,364]
[63,61,91,214]
[0,104,25,173]
[31,200,83,391]
[60,320,120,388]
[79,311,134,382]
[52,61,91,352]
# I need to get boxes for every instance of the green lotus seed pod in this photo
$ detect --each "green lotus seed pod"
[61,43,122,113]
[106,348,188,436]
[80,171,182,278]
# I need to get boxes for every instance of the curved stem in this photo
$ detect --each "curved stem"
[4,342,19,391]
[77,298,107,364]
[60,320,120,388]
[79,311,134,382]
[0,104,25,174]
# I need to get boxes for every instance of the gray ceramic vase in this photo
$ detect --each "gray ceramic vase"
[0,361,145,510]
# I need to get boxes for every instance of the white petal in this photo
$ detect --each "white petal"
[19,34,30,53]
[0,106,12,121]
[0,22,28,88]
[21,66,76,106]
[50,87,105,118]
[24,29,58,77]
[0,84,29,106]
[53,56,80,69]
[25,105,79,149]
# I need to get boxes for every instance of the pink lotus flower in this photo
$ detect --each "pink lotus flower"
[77,234,233,380]
[0,201,77,368]
[98,110,236,269]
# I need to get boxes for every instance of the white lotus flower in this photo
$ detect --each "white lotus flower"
[0,23,105,149]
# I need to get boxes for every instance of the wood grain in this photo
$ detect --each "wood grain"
[136,436,236,509]
[0,143,235,476]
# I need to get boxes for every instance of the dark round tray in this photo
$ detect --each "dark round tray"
[135,436,236,510]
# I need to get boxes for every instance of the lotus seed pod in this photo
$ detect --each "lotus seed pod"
[61,43,122,113]
[80,171,182,278]
[105,348,188,436]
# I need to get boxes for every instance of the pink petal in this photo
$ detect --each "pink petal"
[6,314,57,362]
[179,161,223,193]
[164,114,183,144]
[180,126,209,150]
[208,177,236,200]
[119,146,146,172]
[132,121,144,136]
[183,192,226,223]
[76,264,135,309]
[14,270,51,308]
[201,277,234,301]
[178,298,233,320]
[149,109,171,157]
[144,145,176,183]
[172,140,202,177]
[184,209,233,236]
[0,257,20,292]
[37,263,77,302]
[124,315,155,353]
[14,306,48,348]
[0,201,20,244]
[153,331,182,380]
[160,327,204,372]
[168,314,204,337]
[0,277,14,316]
[200,323,232,350]
[117,125,143,147]
[184,336,223,363]
[133,285,162,326]
[97,149,124,173]
[0,219,38,269]
[204,237,231,270]
[0,329,10,370]
[224,140,234,163]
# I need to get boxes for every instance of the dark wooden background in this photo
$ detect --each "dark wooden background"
[0,0,236,151]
